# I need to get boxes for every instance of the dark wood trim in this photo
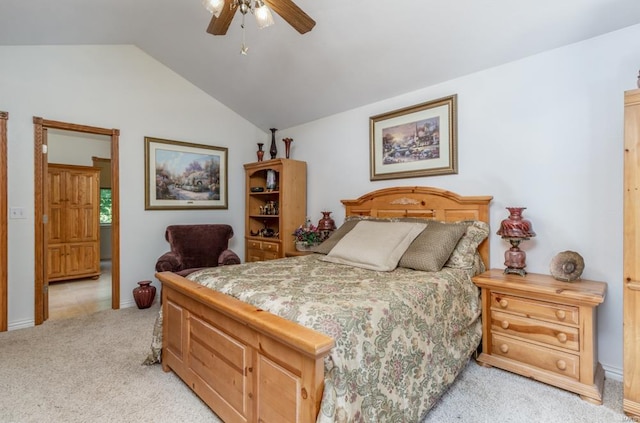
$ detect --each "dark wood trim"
[33,118,121,325]
[110,129,120,309]
[0,112,7,331]
[33,117,45,324]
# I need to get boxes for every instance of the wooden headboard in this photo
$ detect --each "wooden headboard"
[341,186,493,267]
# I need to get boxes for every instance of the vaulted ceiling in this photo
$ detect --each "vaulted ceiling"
[2,0,640,130]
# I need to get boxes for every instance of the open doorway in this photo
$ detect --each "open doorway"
[33,118,120,325]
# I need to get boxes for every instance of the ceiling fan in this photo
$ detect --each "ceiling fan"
[203,0,316,36]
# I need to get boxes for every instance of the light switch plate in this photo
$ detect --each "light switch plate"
[9,207,26,219]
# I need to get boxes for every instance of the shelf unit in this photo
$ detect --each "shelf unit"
[244,159,306,262]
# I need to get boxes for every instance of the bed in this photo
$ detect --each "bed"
[153,186,492,423]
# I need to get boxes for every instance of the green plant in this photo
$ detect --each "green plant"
[292,223,321,245]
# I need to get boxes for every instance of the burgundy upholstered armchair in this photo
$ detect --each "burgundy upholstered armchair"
[155,224,241,277]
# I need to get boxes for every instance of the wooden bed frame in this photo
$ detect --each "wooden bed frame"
[156,186,492,423]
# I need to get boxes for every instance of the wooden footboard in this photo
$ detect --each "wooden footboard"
[157,271,335,423]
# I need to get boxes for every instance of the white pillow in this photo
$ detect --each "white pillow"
[320,221,427,271]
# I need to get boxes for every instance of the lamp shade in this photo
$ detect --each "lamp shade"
[254,0,275,29]
[496,207,536,239]
[202,0,224,17]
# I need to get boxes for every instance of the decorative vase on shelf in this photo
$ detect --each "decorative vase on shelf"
[266,169,277,190]
[256,143,264,162]
[269,128,278,159]
[133,280,156,309]
[282,138,293,159]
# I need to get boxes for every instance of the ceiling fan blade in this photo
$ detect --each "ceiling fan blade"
[264,0,315,34]
[206,1,238,36]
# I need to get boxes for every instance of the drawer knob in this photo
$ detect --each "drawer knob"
[499,299,509,309]
[500,344,509,354]
[556,310,566,321]
[501,320,510,329]
[556,360,567,371]
[557,332,567,343]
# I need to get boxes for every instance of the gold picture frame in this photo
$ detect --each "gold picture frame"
[144,137,228,210]
[369,94,458,180]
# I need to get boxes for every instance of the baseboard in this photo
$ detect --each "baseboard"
[603,363,623,382]
[120,299,137,309]
[8,318,35,331]
[7,300,140,331]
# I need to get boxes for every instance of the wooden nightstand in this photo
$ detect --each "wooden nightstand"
[472,269,607,404]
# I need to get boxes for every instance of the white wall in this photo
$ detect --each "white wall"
[279,24,640,377]
[0,45,264,328]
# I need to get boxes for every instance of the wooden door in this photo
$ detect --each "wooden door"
[47,244,66,280]
[47,166,64,245]
[66,243,99,277]
[65,168,99,243]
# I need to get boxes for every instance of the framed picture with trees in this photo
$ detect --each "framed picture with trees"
[144,137,228,210]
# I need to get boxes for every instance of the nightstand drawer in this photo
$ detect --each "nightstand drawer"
[491,333,580,380]
[263,251,279,260]
[262,242,279,253]
[491,310,579,351]
[247,240,280,253]
[491,292,579,326]
[247,240,263,250]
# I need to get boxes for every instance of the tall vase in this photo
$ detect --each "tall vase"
[318,211,336,231]
[282,138,293,159]
[256,142,264,162]
[133,280,156,309]
[269,128,278,159]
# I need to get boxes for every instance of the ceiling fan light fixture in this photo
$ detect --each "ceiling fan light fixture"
[254,0,274,29]
[202,0,225,17]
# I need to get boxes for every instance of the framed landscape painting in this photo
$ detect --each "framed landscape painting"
[369,94,458,181]
[144,137,228,210]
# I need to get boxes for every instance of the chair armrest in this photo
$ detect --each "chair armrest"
[155,252,183,273]
[218,249,241,266]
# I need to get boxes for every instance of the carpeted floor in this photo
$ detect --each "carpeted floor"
[0,304,631,423]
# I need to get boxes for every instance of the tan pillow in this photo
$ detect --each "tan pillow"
[314,215,422,255]
[398,220,467,272]
[320,221,427,271]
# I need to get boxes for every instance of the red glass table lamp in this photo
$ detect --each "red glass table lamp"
[496,207,536,276]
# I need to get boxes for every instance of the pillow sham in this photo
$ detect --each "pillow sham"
[444,220,490,269]
[313,219,360,254]
[398,220,467,272]
[313,215,422,255]
[320,220,427,271]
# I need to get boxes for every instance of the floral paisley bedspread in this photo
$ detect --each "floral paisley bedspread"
[180,254,482,423]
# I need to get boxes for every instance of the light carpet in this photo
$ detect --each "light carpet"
[0,304,632,423]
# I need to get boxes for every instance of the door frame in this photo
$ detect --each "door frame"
[0,112,7,331]
[33,117,121,325]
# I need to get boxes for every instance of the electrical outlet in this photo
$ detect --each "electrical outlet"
[9,207,26,219]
